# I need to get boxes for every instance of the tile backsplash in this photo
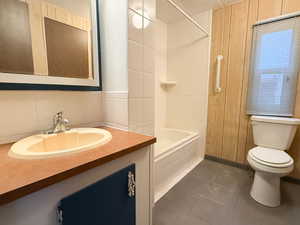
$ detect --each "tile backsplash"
[102,91,128,130]
[0,91,102,144]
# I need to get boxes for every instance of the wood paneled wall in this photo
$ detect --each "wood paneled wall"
[206,0,300,179]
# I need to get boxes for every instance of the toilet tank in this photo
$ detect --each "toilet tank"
[251,116,300,151]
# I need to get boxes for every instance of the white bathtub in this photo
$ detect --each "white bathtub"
[154,128,203,202]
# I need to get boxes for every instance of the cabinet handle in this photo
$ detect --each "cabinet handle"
[215,55,223,93]
[128,171,136,197]
[57,207,63,225]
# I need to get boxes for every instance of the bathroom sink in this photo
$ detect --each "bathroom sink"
[8,128,112,159]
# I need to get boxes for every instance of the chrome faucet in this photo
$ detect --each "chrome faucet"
[44,112,70,134]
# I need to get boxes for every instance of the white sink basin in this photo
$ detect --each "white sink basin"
[9,128,112,159]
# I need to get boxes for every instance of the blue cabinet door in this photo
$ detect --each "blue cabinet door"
[58,164,136,225]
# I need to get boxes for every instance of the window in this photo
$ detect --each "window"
[247,17,300,116]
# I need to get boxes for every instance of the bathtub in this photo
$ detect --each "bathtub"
[154,128,204,202]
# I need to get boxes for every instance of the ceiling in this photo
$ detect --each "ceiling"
[157,0,241,23]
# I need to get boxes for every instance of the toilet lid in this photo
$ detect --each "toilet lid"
[249,147,293,165]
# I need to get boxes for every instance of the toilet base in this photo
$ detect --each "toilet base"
[250,171,280,207]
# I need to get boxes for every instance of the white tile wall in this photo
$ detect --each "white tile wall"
[154,20,168,136]
[143,0,156,21]
[143,72,155,98]
[165,11,212,134]
[102,92,129,130]
[128,9,143,43]
[128,1,156,136]
[128,41,143,72]
[0,91,102,144]
[129,0,155,20]
[143,98,154,123]
[143,47,155,74]
[129,98,143,133]
[129,70,143,98]
[128,0,143,14]
[143,17,155,48]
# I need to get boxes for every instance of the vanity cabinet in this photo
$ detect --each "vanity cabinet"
[0,145,153,225]
[58,165,136,225]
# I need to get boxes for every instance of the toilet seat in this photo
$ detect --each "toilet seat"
[249,147,293,168]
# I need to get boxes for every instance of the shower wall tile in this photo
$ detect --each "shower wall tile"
[143,98,155,123]
[128,41,143,72]
[102,92,128,130]
[143,18,155,48]
[129,0,155,21]
[143,46,155,73]
[154,20,168,134]
[129,69,143,98]
[128,9,143,44]
[144,0,156,20]
[143,72,155,98]
[165,10,212,135]
[128,0,143,13]
[129,98,143,126]
[129,98,154,135]
[128,2,155,136]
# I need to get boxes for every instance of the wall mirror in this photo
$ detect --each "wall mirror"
[0,0,101,91]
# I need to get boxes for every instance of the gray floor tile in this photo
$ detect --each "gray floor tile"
[173,174,237,206]
[153,159,300,225]
[232,184,292,225]
[213,165,253,191]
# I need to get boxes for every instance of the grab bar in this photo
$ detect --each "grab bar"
[215,55,223,93]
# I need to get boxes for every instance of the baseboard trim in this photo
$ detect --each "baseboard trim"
[282,176,300,185]
[204,155,250,170]
[205,154,300,185]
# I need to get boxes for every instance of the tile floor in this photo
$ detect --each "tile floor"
[153,160,300,225]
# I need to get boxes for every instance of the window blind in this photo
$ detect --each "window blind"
[247,17,300,116]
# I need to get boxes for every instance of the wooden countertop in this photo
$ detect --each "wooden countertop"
[0,127,156,206]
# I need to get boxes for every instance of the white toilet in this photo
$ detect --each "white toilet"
[247,115,300,207]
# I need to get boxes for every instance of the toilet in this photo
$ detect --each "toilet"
[247,115,300,207]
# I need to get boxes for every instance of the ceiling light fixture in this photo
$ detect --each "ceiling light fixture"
[132,9,150,29]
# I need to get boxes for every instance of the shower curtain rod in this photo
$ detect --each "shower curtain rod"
[166,0,209,37]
